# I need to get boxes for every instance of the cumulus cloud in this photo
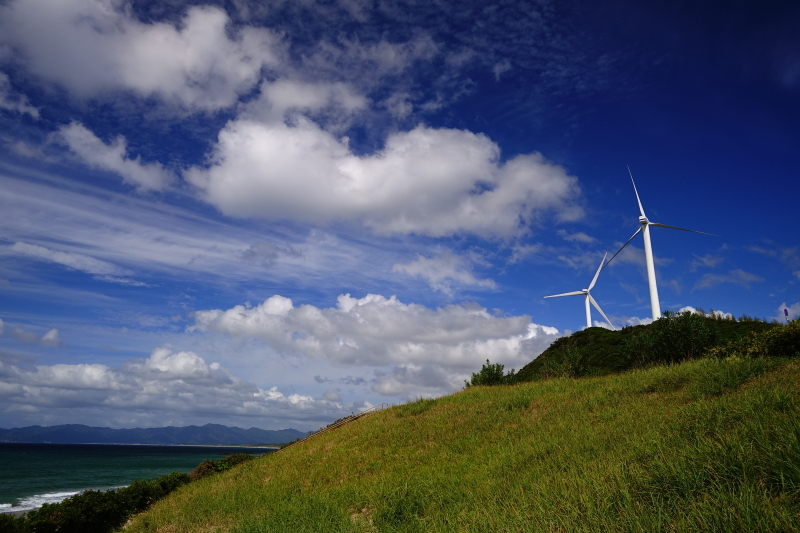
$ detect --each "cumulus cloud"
[392,252,496,293]
[0,0,281,110]
[0,71,39,117]
[190,293,561,399]
[677,306,733,320]
[625,316,653,326]
[694,269,764,290]
[0,347,360,430]
[186,121,582,238]
[777,302,800,321]
[58,122,173,191]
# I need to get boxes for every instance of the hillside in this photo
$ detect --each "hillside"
[0,424,308,445]
[516,313,779,382]
[124,354,800,532]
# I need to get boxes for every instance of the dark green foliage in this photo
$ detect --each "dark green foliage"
[517,312,782,383]
[620,311,719,367]
[707,319,800,359]
[516,325,645,382]
[188,453,256,481]
[3,471,190,533]
[464,360,516,388]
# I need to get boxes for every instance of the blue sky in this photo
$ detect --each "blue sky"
[0,0,798,431]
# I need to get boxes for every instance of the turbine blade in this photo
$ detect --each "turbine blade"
[544,290,584,298]
[602,227,642,270]
[649,222,719,236]
[588,252,608,291]
[588,294,615,329]
[628,166,646,218]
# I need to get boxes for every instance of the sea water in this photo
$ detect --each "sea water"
[0,443,272,513]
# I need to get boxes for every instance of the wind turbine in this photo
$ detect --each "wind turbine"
[605,168,717,320]
[545,253,615,329]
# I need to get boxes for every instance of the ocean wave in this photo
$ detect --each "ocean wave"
[0,486,127,514]
[0,490,81,513]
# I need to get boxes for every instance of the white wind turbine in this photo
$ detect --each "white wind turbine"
[545,253,615,330]
[605,168,717,320]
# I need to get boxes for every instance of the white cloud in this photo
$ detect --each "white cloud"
[0,0,282,110]
[0,71,39,118]
[190,293,561,399]
[58,122,173,191]
[694,269,764,290]
[0,318,4,335]
[40,329,63,347]
[392,252,496,293]
[508,244,542,264]
[0,347,361,430]
[492,59,511,81]
[8,241,132,279]
[557,229,597,244]
[777,302,800,321]
[690,254,724,270]
[7,325,63,347]
[677,306,733,320]
[625,316,653,326]
[186,121,582,238]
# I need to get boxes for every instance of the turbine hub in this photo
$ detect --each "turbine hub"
[638,216,648,224]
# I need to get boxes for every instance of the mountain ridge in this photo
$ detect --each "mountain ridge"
[0,423,310,445]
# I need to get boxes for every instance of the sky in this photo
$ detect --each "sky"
[0,0,798,432]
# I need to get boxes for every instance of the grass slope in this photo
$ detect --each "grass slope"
[125,357,800,532]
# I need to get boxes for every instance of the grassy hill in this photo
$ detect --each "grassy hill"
[516,312,779,382]
[123,345,800,531]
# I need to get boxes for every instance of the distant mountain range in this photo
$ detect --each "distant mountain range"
[0,424,310,445]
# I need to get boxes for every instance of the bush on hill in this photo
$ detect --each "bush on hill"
[464,359,517,387]
[516,311,783,383]
[620,310,719,367]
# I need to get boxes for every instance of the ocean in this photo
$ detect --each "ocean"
[0,443,273,514]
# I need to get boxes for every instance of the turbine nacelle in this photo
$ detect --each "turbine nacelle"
[603,168,718,320]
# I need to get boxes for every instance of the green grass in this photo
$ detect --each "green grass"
[123,356,800,533]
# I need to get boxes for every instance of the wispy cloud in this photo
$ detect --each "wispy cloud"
[7,326,63,347]
[58,123,173,191]
[694,269,764,290]
[392,252,496,294]
[557,229,597,244]
[0,72,39,118]
[690,253,724,270]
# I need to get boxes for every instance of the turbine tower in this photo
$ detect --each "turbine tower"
[545,253,615,329]
[605,168,716,320]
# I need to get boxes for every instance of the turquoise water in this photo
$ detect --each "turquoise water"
[0,443,272,513]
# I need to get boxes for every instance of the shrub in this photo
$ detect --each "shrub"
[464,359,516,387]
[621,311,719,367]
[706,319,800,359]
[5,472,190,533]
[189,453,256,481]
